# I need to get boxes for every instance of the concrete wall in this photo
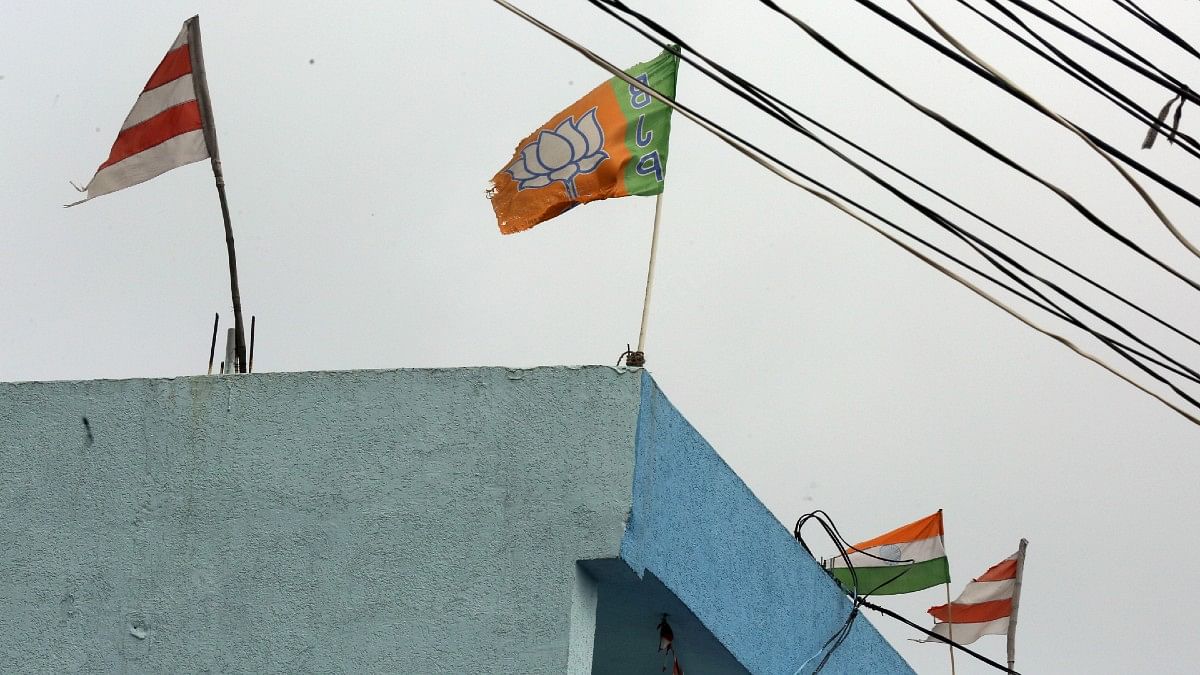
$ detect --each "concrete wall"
[621,372,913,675]
[0,367,639,673]
[0,366,912,674]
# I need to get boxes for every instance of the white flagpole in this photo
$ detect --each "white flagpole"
[939,509,956,675]
[633,192,665,363]
[944,581,958,675]
[188,15,248,374]
[1007,539,1029,672]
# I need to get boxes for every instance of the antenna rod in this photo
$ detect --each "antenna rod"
[249,315,256,373]
[207,312,219,375]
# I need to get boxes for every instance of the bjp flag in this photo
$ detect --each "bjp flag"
[489,48,679,234]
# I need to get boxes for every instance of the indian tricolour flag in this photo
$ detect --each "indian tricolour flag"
[827,511,950,595]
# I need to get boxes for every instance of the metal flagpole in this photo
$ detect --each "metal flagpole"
[631,193,665,366]
[1007,539,1029,673]
[187,15,248,373]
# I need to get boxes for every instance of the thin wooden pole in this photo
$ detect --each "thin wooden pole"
[636,192,666,355]
[945,582,958,675]
[188,16,247,373]
[1007,539,1029,673]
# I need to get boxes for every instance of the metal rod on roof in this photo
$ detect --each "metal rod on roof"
[249,315,256,373]
[207,312,220,375]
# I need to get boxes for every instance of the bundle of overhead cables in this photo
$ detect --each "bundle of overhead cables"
[492,0,1200,429]
[794,510,1021,674]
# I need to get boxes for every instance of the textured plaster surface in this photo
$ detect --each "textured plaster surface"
[1,366,911,674]
[620,371,915,675]
[0,367,640,673]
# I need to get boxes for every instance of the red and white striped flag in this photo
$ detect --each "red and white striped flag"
[70,16,214,204]
[924,540,1027,651]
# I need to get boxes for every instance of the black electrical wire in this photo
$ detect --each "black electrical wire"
[795,511,1020,674]
[858,598,1021,674]
[1040,0,1176,83]
[588,0,1200,402]
[595,2,1200,357]
[794,512,864,673]
[1109,0,1200,62]
[961,0,1200,159]
[838,0,1200,205]
[1005,0,1198,106]
[758,0,1200,294]
[505,0,1200,422]
[855,0,1200,213]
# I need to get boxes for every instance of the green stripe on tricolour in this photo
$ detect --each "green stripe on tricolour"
[610,48,680,196]
[829,557,950,596]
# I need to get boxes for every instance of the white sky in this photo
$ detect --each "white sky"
[4,1,1200,672]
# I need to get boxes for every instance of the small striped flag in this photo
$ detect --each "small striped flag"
[827,511,950,595]
[924,541,1027,647]
[70,16,213,205]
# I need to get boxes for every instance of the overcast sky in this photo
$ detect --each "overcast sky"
[4,1,1200,672]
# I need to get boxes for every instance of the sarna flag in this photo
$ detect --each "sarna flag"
[923,543,1026,646]
[826,511,950,595]
[70,17,214,205]
[489,48,679,234]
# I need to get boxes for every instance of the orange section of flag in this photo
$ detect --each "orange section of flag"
[975,558,1018,582]
[929,598,1013,624]
[851,511,943,550]
[489,80,633,234]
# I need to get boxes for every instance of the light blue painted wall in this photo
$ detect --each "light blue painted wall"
[621,371,914,675]
[0,367,639,673]
[0,366,912,674]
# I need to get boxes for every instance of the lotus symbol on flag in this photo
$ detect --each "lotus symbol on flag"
[506,107,608,201]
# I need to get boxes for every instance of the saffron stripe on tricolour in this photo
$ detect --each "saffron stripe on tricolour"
[99,100,202,170]
[121,75,196,130]
[831,535,945,568]
[850,512,943,550]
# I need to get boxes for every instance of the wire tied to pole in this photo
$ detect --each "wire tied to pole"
[1143,86,1188,148]
[617,344,645,367]
[902,0,1200,263]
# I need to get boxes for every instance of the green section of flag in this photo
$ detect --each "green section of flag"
[830,557,950,596]
[611,48,679,196]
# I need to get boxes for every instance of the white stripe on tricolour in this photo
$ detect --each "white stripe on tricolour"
[955,578,1015,605]
[122,75,196,130]
[927,616,1009,646]
[831,535,945,568]
[87,129,207,199]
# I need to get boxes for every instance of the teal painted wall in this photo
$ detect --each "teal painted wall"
[0,367,640,673]
[0,366,912,673]
[621,372,914,675]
